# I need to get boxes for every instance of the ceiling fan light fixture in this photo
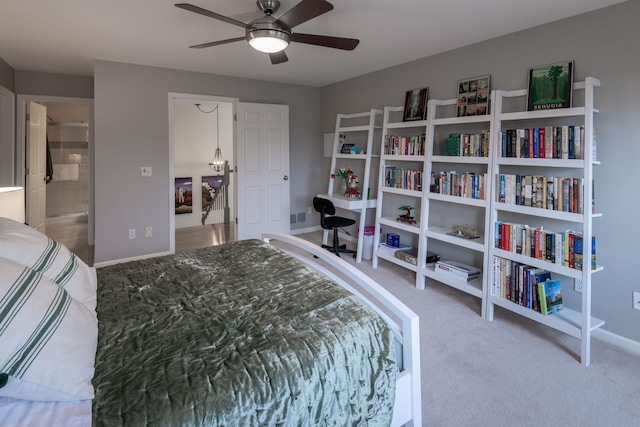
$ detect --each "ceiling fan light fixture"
[248,29,290,53]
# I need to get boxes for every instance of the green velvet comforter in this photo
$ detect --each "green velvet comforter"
[92,239,397,426]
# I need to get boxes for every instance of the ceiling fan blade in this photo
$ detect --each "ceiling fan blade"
[269,51,289,64]
[291,33,359,50]
[189,37,246,49]
[175,3,247,28]
[275,0,333,29]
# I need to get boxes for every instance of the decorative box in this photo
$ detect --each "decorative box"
[386,233,400,248]
[444,134,461,156]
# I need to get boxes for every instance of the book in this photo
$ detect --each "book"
[378,243,411,255]
[395,249,440,265]
[538,279,563,315]
[435,260,482,280]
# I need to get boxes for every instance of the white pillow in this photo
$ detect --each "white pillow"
[0,257,97,401]
[0,217,96,314]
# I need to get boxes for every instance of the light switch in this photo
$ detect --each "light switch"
[141,167,152,177]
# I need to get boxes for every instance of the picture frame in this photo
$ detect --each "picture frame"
[527,60,574,111]
[457,75,490,117]
[174,177,193,215]
[403,87,429,121]
[340,143,355,154]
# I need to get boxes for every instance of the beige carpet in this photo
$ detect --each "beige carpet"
[297,232,640,427]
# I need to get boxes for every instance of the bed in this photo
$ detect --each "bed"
[0,217,421,426]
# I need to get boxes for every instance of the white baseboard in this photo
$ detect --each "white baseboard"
[93,250,172,268]
[291,225,322,235]
[593,328,640,357]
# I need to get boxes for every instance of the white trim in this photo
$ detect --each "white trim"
[92,250,172,268]
[167,92,239,255]
[290,225,322,235]
[593,328,640,357]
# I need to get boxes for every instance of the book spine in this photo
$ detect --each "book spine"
[538,281,549,315]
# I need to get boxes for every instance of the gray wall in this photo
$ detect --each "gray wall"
[93,60,322,263]
[320,1,640,342]
[0,60,15,185]
[0,57,14,92]
[15,71,93,98]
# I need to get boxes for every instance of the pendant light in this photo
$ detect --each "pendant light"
[196,103,225,173]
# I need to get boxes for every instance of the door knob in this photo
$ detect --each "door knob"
[283,175,289,180]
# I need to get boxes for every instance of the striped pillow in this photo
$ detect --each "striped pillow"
[0,257,97,401]
[0,217,96,315]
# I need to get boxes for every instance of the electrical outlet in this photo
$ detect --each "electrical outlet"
[141,167,152,177]
[307,206,313,215]
[574,279,583,293]
[129,229,136,239]
[633,291,640,310]
[145,226,152,237]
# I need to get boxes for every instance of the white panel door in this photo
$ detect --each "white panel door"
[25,101,47,233]
[236,102,290,240]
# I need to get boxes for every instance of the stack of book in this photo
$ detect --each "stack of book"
[435,260,482,281]
[377,243,411,257]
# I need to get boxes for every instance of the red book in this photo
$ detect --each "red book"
[528,128,535,158]
[539,127,546,158]
[569,233,575,268]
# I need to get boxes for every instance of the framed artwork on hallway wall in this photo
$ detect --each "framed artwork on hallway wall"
[175,177,193,215]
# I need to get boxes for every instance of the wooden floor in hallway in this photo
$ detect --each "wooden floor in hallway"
[46,216,236,267]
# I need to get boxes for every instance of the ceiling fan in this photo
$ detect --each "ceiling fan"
[175,0,360,64]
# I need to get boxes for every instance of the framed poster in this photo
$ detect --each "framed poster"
[457,75,490,117]
[527,60,574,111]
[403,87,429,121]
[174,177,193,215]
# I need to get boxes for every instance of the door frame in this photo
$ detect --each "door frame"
[168,92,239,254]
[16,95,94,243]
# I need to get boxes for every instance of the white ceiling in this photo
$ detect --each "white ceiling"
[0,0,625,87]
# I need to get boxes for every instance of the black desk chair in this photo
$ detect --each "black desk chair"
[313,196,356,258]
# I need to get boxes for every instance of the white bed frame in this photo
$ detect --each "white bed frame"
[262,233,422,427]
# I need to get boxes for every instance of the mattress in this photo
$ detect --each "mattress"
[0,397,91,427]
[92,239,397,426]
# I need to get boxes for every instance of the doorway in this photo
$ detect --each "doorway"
[169,93,238,253]
[16,95,94,265]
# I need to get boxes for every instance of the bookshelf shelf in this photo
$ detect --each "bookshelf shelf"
[423,264,484,299]
[425,227,486,252]
[381,186,423,197]
[431,155,490,165]
[490,296,605,338]
[377,251,420,273]
[379,216,421,234]
[427,192,488,208]
[487,77,603,366]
